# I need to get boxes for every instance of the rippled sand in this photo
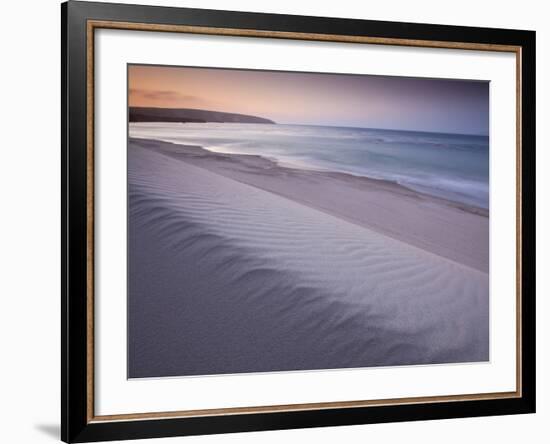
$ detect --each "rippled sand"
[128,139,489,378]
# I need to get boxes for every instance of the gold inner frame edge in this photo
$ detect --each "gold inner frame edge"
[85,19,523,423]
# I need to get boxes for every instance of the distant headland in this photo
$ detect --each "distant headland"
[129,107,276,124]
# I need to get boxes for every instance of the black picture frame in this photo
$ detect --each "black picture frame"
[62,1,536,442]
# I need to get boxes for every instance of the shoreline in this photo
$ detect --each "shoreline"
[129,137,489,272]
[204,146,488,215]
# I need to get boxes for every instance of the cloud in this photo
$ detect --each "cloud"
[129,89,204,104]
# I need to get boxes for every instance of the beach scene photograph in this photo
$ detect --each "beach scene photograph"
[127,64,490,379]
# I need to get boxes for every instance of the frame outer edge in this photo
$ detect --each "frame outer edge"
[520,30,536,413]
[65,1,91,442]
[61,1,68,442]
[62,1,536,441]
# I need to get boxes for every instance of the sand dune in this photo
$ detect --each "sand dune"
[128,140,489,378]
[130,138,489,272]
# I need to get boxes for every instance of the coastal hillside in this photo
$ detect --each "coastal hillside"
[129,107,276,124]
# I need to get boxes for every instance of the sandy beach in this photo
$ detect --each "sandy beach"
[128,137,489,378]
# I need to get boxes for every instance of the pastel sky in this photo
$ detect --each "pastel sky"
[129,65,489,135]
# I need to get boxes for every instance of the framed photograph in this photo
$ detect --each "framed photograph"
[61,1,536,442]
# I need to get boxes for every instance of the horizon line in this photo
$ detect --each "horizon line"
[129,105,489,137]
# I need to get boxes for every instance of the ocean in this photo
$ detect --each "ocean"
[129,122,489,209]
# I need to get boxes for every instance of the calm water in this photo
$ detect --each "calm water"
[130,122,489,209]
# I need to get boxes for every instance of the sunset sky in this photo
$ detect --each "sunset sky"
[129,64,489,135]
